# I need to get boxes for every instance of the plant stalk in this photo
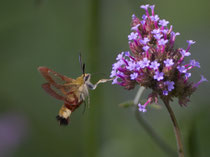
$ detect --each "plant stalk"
[163,99,184,157]
[134,87,176,156]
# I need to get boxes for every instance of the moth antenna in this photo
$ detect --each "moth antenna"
[82,63,86,75]
[79,53,86,75]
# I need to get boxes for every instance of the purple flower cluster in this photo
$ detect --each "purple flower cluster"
[110,4,207,111]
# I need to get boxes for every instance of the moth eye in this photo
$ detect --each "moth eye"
[85,75,89,81]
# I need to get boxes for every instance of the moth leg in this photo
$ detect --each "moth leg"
[80,93,90,108]
[82,100,87,114]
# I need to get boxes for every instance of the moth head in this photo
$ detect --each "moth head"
[83,73,91,82]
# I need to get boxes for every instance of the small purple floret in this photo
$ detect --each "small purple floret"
[130,72,138,80]
[150,5,155,10]
[161,29,168,35]
[132,14,136,19]
[141,20,146,25]
[177,65,187,73]
[200,75,208,82]
[143,45,150,52]
[151,29,160,34]
[138,58,150,68]
[164,59,174,67]
[185,73,191,78]
[124,51,130,56]
[193,75,208,88]
[190,60,200,68]
[159,19,169,27]
[112,77,119,84]
[163,90,168,96]
[140,37,150,45]
[112,60,124,70]
[128,32,138,41]
[154,33,163,40]
[165,81,175,91]
[187,40,196,45]
[150,61,160,70]
[116,52,124,60]
[127,61,136,71]
[158,39,168,46]
[140,4,149,10]
[154,71,164,81]
[142,14,147,20]
[180,49,191,57]
[150,15,159,21]
[131,24,140,31]
[138,103,147,112]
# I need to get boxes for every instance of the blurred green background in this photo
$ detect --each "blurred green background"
[0,0,210,157]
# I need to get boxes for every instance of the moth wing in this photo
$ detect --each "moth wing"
[42,83,66,101]
[38,66,74,89]
[38,66,83,104]
[42,82,83,105]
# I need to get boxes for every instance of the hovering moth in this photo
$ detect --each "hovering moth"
[38,55,111,125]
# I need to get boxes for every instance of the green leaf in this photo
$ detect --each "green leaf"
[148,103,162,110]
[118,101,134,108]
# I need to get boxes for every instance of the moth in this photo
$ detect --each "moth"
[38,55,111,125]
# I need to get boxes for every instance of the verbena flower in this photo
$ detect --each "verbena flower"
[110,4,207,111]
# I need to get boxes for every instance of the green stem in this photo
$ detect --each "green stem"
[84,0,101,157]
[134,87,176,156]
[163,99,185,157]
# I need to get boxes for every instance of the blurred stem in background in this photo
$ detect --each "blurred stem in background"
[134,87,176,157]
[84,0,101,157]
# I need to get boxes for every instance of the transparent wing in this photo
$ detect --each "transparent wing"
[42,83,66,101]
[38,66,74,89]
[38,66,83,104]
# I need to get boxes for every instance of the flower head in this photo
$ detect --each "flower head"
[110,4,207,108]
